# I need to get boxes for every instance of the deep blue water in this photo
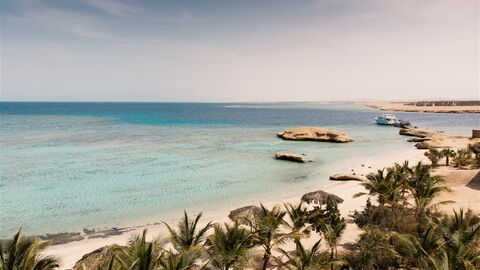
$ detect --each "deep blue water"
[0,102,478,237]
[2,102,479,130]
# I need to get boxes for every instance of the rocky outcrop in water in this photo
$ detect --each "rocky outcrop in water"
[400,128,480,150]
[275,152,306,163]
[399,128,432,138]
[407,137,430,142]
[277,127,352,143]
[329,173,367,182]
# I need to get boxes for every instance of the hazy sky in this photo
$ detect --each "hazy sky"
[1,0,479,102]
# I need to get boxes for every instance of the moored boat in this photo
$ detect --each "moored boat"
[375,114,397,125]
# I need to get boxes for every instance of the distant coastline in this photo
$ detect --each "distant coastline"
[365,101,480,114]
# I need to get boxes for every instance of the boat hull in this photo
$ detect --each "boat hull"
[375,118,395,125]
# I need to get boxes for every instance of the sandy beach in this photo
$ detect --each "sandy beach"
[4,0,480,268]
[365,102,480,114]
[43,147,424,269]
[42,127,480,269]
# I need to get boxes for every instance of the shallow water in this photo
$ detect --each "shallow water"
[0,102,478,237]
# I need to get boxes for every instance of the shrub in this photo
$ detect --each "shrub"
[342,229,402,270]
[351,198,417,234]
[424,148,441,167]
[453,148,472,168]
[468,143,480,168]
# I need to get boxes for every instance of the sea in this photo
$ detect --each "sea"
[0,102,478,238]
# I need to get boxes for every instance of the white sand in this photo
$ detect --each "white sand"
[45,148,429,269]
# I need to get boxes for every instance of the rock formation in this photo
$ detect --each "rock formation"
[399,128,433,138]
[329,173,367,182]
[400,128,480,150]
[277,127,352,143]
[275,152,306,163]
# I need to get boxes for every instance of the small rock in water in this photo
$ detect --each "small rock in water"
[275,152,306,163]
[329,173,367,182]
[83,228,95,234]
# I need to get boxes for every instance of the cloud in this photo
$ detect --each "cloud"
[23,10,119,40]
[3,0,213,41]
[376,0,476,19]
[3,0,124,40]
[2,0,477,101]
[311,0,359,8]
[83,0,139,17]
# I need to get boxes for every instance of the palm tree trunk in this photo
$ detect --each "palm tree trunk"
[446,156,449,166]
[262,251,271,270]
[330,247,334,270]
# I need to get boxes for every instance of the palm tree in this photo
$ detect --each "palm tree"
[157,247,203,270]
[406,162,452,216]
[249,204,293,270]
[387,161,412,202]
[0,227,58,270]
[354,169,401,205]
[424,148,441,167]
[318,220,345,270]
[440,148,456,166]
[442,209,480,269]
[277,239,329,270]
[412,225,448,270]
[164,211,213,252]
[204,222,253,270]
[114,229,162,270]
[284,202,310,239]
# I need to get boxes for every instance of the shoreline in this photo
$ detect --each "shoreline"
[44,147,427,269]
[43,127,480,269]
[364,102,480,114]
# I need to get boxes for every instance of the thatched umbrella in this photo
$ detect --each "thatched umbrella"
[72,245,117,270]
[301,190,344,205]
[228,205,263,224]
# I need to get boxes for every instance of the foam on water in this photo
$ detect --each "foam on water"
[0,103,478,237]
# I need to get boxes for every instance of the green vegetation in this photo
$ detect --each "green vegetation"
[204,222,253,270]
[440,148,456,166]
[454,149,472,168]
[4,162,480,269]
[423,146,480,169]
[0,228,58,270]
[468,142,480,168]
[113,229,163,270]
[424,148,441,167]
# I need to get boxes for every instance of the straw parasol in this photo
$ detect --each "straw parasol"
[228,205,263,224]
[301,190,344,205]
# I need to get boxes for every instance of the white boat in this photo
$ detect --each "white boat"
[375,114,397,125]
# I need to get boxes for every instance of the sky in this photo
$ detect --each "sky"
[1,0,479,102]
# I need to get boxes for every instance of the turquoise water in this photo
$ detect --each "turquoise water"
[0,103,478,237]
